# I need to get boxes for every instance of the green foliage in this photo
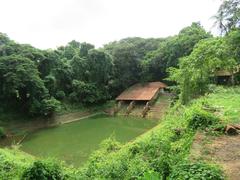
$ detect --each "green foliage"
[204,86,240,124]
[0,148,33,180]
[170,161,224,180]
[186,107,220,130]
[226,29,240,64]
[168,37,236,104]
[213,0,240,34]
[0,127,6,138]
[99,135,122,153]
[55,91,66,100]
[0,22,219,117]
[70,80,109,104]
[40,98,61,117]
[21,160,66,180]
[104,37,162,96]
[0,55,53,116]
[142,22,211,82]
[141,171,161,180]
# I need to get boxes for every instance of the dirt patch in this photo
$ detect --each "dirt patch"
[190,133,240,180]
[54,111,91,124]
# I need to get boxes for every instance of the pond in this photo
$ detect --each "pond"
[20,114,158,167]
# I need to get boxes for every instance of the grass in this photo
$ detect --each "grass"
[205,86,240,124]
[0,147,34,179]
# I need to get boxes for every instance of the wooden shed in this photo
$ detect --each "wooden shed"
[116,82,167,102]
[215,65,240,84]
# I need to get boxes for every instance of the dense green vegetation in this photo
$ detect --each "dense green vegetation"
[0,21,211,117]
[1,13,238,116]
[168,0,240,104]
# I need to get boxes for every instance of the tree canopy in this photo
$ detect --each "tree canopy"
[0,4,239,117]
[168,37,237,104]
[214,0,240,34]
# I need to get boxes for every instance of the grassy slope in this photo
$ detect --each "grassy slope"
[0,148,34,179]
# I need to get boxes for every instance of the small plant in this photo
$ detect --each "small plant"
[170,161,224,180]
[99,135,122,153]
[21,160,65,180]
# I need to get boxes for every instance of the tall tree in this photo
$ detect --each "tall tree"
[168,38,236,104]
[0,55,59,116]
[214,0,240,34]
[142,23,211,82]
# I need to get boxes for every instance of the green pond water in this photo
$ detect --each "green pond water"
[20,114,158,167]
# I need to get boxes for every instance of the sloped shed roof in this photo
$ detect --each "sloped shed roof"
[116,82,167,101]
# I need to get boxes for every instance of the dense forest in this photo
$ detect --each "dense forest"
[0,0,239,118]
[0,0,240,179]
[0,22,215,117]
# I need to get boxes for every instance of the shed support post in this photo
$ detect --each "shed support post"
[126,101,135,116]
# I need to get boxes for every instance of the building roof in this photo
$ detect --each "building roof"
[116,82,167,101]
[215,65,240,76]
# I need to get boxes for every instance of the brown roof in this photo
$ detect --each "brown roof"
[116,82,167,101]
[215,64,240,76]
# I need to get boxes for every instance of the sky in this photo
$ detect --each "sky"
[0,0,222,49]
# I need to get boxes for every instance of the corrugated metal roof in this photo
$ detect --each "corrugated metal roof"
[116,82,167,101]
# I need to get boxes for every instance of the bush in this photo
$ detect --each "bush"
[21,160,65,180]
[40,98,61,117]
[170,161,224,180]
[55,91,66,100]
[0,127,6,138]
[141,171,161,180]
[99,136,122,153]
[0,157,19,179]
[187,108,220,130]
[70,80,109,104]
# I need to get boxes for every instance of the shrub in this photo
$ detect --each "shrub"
[40,98,61,117]
[70,80,109,104]
[187,108,220,130]
[0,157,19,179]
[125,156,152,179]
[0,127,6,138]
[21,160,65,180]
[55,91,66,100]
[170,161,224,180]
[99,135,122,153]
[141,171,161,180]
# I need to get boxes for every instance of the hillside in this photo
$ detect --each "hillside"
[1,86,239,179]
